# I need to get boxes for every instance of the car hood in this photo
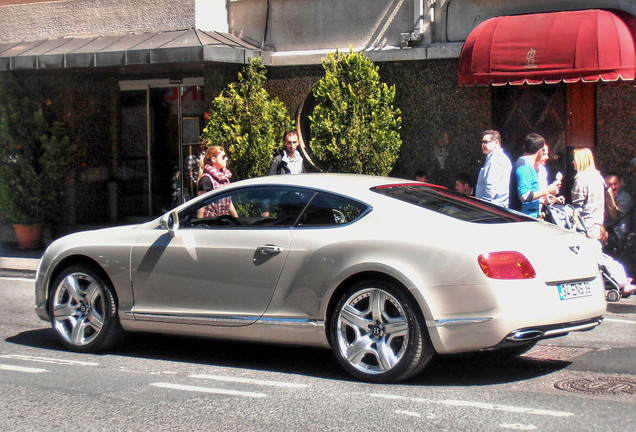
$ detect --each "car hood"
[42,223,142,261]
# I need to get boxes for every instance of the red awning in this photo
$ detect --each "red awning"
[458,9,636,86]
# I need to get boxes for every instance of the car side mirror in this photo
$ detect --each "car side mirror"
[160,210,180,237]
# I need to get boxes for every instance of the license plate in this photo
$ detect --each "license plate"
[558,281,592,300]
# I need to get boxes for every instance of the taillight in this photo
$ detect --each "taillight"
[477,251,536,280]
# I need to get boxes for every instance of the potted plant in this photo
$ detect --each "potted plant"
[0,75,74,249]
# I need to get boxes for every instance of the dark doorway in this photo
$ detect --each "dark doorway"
[493,83,596,202]
[493,85,567,182]
[119,89,175,218]
[118,80,205,221]
[493,85,568,200]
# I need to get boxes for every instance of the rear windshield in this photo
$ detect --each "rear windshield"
[371,184,536,224]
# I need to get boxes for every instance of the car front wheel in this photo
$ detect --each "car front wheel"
[330,280,434,383]
[49,265,124,352]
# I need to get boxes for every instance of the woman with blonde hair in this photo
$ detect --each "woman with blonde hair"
[571,147,605,230]
[197,145,238,218]
[571,147,635,297]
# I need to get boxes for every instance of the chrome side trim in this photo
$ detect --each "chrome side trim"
[131,312,322,327]
[428,317,493,327]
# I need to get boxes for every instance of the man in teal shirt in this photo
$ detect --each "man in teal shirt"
[514,133,560,218]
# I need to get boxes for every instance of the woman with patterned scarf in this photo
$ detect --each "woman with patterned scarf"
[197,145,238,218]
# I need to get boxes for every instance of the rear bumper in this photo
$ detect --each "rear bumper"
[491,316,603,349]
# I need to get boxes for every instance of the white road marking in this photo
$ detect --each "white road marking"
[440,399,573,417]
[190,374,309,388]
[604,318,636,325]
[395,410,421,418]
[0,363,48,373]
[151,382,267,398]
[371,393,573,418]
[500,424,538,430]
[1,354,99,366]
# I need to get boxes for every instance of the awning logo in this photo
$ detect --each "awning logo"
[525,48,537,69]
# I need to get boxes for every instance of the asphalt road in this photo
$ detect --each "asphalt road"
[1,275,634,432]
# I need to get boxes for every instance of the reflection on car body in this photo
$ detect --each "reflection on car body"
[34,174,606,382]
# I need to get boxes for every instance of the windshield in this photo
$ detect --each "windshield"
[371,184,536,224]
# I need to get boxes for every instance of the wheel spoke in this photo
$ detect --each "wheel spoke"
[345,335,374,365]
[84,281,101,306]
[64,274,83,303]
[340,304,371,331]
[384,316,409,338]
[86,308,104,329]
[369,290,387,323]
[376,339,399,371]
[53,303,79,321]
[70,316,91,345]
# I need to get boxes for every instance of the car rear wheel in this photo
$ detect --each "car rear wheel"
[330,280,434,383]
[49,265,124,352]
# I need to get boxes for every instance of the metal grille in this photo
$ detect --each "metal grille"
[554,377,636,395]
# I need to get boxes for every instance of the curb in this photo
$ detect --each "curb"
[0,256,40,272]
[0,269,37,279]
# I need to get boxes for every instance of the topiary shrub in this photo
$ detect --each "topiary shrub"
[0,75,74,225]
[309,49,402,175]
[200,57,294,180]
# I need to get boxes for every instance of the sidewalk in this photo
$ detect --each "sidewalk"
[0,240,43,276]
[0,221,111,276]
[0,222,45,270]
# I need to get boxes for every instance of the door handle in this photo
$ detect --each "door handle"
[256,245,283,255]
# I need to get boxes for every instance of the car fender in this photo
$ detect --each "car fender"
[34,227,142,321]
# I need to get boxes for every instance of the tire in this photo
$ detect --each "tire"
[606,289,621,303]
[49,265,124,353]
[330,279,434,383]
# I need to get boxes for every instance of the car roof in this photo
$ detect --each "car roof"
[230,173,419,196]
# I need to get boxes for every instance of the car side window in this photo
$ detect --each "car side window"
[179,186,313,228]
[298,192,367,227]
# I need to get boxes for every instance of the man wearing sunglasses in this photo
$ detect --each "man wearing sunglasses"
[475,129,512,208]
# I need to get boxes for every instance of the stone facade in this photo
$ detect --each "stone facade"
[0,0,194,42]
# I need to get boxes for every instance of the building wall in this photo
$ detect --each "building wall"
[229,0,416,51]
[444,0,635,42]
[0,0,195,42]
[227,0,635,58]
[596,81,636,196]
[379,59,490,186]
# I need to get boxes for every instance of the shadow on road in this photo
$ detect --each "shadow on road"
[606,301,636,314]
[408,352,570,386]
[6,328,569,385]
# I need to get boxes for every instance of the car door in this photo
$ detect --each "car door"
[129,185,312,326]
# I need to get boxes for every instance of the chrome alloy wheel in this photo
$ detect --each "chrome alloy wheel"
[51,272,106,347]
[335,287,410,375]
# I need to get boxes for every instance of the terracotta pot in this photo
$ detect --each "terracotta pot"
[13,223,44,250]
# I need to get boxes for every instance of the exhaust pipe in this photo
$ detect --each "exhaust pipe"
[506,330,544,342]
